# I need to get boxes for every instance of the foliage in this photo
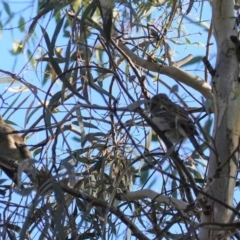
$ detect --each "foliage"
[0,0,237,239]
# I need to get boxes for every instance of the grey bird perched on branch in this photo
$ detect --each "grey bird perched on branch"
[0,115,35,188]
[150,94,204,156]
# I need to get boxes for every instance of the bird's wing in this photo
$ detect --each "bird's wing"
[162,101,198,135]
[150,95,198,135]
[13,133,31,159]
[163,101,190,121]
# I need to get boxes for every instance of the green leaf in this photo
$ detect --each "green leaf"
[54,8,61,22]
[81,0,98,25]
[42,62,52,86]
[91,159,104,172]
[76,198,86,211]
[27,49,35,66]
[51,16,65,50]
[72,121,99,129]
[27,0,75,42]
[63,39,71,73]
[2,94,22,118]
[172,180,178,198]
[140,162,150,185]
[48,91,62,112]
[75,108,86,147]
[181,56,202,67]
[19,16,25,32]
[89,77,116,101]
[0,22,2,38]
[40,25,53,56]
[33,148,42,157]
[75,156,90,164]
[41,25,85,101]
[2,1,11,16]
[27,106,41,124]
[187,167,203,179]
[185,37,191,44]
[44,108,54,137]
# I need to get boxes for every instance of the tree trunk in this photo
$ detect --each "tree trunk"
[199,0,240,238]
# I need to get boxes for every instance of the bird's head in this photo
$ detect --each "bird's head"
[150,94,171,111]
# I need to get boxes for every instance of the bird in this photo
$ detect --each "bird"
[0,115,35,188]
[149,94,204,155]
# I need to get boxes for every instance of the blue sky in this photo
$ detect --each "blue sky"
[0,0,214,200]
[0,0,218,238]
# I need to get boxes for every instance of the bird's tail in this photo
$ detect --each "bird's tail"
[188,135,207,159]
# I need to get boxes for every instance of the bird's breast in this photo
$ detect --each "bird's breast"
[151,116,175,131]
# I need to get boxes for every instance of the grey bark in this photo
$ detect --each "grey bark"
[199,0,240,239]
